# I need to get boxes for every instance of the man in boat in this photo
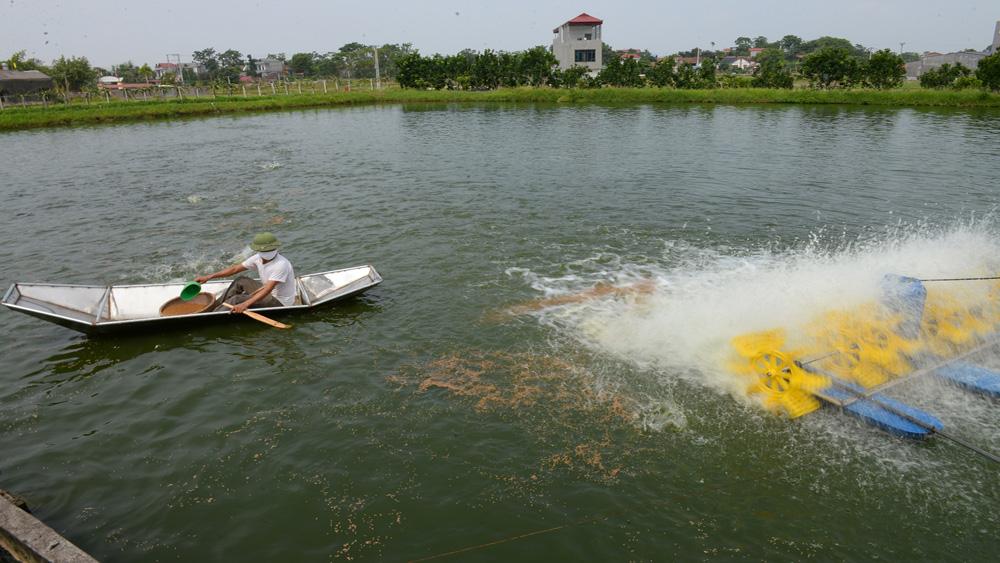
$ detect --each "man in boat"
[195,232,297,313]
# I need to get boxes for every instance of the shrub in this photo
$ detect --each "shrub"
[919,63,972,88]
[975,51,1000,91]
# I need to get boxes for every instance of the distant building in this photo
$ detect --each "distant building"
[905,20,1000,78]
[720,56,755,71]
[749,48,765,58]
[673,56,700,67]
[255,58,287,80]
[0,69,54,96]
[988,20,1000,54]
[552,12,603,72]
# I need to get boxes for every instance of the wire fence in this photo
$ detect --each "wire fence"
[0,78,400,110]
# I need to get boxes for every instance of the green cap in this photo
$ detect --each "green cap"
[250,232,280,252]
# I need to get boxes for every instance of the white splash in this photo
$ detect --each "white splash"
[516,224,1000,400]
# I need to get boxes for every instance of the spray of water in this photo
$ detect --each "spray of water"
[514,223,1000,395]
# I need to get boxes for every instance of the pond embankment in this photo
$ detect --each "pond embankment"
[2,87,998,131]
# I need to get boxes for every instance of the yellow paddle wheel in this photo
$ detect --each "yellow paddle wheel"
[729,330,829,418]
[922,292,992,356]
[810,306,918,389]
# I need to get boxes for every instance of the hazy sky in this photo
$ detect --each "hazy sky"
[2,1,998,67]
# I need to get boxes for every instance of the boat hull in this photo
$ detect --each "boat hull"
[2,265,382,335]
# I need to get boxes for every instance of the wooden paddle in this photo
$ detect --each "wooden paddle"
[222,302,291,329]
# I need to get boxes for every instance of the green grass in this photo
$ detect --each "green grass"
[2,87,998,132]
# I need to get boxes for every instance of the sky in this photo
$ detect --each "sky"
[1,1,998,68]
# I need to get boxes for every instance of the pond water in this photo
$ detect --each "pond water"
[2,103,999,561]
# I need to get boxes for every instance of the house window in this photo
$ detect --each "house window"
[584,33,592,40]
[575,49,596,63]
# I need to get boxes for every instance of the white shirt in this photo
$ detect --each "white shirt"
[241,253,296,306]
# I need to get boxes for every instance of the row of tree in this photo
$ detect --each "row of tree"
[918,59,1000,90]
[393,46,911,90]
[395,47,560,89]
[7,41,1000,92]
[5,50,98,91]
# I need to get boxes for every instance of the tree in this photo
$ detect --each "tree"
[647,57,675,87]
[559,65,589,88]
[216,49,244,83]
[113,61,140,83]
[919,63,971,88]
[975,51,1000,91]
[245,54,257,77]
[601,43,616,66]
[753,36,769,48]
[138,63,154,83]
[192,48,219,75]
[900,52,921,63]
[314,53,341,77]
[6,50,46,72]
[597,57,646,87]
[863,49,905,89]
[735,36,752,55]
[49,55,96,91]
[697,56,717,87]
[800,36,854,55]
[675,63,705,89]
[752,48,793,88]
[519,46,557,86]
[289,52,316,76]
[801,47,859,88]
[780,35,803,56]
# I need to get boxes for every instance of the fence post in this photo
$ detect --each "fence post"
[335,79,339,91]
[242,85,247,97]
[323,79,327,93]
[257,83,262,96]
[284,82,289,95]
[195,87,200,98]
[297,82,302,94]
[143,90,148,102]
[271,82,276,95]
[42,93,48,108]
[0,96,4,111]
[20,95,26,108]
[370,78,374,90]
[123,89,128,102]
[104,91,110,104]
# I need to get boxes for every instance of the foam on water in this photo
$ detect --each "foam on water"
[512,222,1000,454]
[517,223,999,386]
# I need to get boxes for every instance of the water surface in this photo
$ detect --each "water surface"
[2,103,999,561]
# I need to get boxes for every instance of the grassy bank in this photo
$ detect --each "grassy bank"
[2,87,999,131]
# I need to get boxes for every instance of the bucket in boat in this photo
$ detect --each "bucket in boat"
[160,292,215,316]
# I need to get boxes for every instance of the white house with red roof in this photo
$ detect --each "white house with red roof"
[552,12,604,72]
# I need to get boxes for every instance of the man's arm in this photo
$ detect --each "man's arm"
[195,264,248,284]
[230,280,279,314]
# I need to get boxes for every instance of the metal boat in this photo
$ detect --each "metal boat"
[2,265,382,335]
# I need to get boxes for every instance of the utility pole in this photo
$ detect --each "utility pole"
[899,42,906,55]
[167,53,183,84]
[373,46,381,90]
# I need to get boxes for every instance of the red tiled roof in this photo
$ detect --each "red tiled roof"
[554,12,603,32]
[567,12,603,25]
